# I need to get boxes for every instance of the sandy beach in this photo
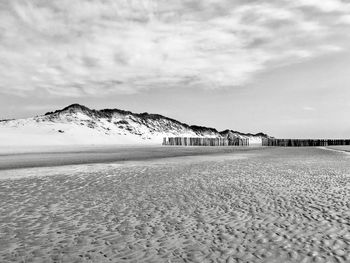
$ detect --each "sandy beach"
[0,147,350,263]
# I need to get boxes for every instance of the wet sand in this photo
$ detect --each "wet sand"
[326,146,350,153]
[0,147,350,263]
[0,145,264,170]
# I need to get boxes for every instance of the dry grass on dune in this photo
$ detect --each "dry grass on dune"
[0,148,350,263]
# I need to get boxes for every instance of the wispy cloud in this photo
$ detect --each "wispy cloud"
[292,0,350,12]
[0,0,349,96]
[303,106,316,111]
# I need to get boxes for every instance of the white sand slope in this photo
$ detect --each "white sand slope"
[0,119,160,146]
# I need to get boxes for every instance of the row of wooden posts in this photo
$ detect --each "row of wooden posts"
[163,137,249,146]
[163,137,350,147]
[262,138,350,147]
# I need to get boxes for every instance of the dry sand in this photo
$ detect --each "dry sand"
[0,147,350,263]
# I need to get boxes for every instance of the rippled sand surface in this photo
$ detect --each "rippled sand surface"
[0,147,350,263]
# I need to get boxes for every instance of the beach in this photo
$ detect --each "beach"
[0,147,350,263]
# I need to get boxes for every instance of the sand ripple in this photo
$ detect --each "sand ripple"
[0,148,350,262]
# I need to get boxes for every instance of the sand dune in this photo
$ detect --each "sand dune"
[0,147,350,263]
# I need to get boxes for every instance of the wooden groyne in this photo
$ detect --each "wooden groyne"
[163,137,249,146]
[262,139,350,147]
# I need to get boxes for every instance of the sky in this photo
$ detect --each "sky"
[1,0,350,138]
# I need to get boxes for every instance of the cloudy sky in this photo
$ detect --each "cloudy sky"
[1,0,350,138]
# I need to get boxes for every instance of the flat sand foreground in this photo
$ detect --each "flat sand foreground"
[0,147,350,263]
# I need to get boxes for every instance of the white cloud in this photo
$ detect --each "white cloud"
[337,15,350,25]
[303,106,316,111]
[292,0,350,12]
[0,0,349,96]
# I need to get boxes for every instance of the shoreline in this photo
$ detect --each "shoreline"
[1,145,346,172]
[0,145,266,171]
[320,146,350,154]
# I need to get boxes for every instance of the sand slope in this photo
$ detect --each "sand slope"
[0,147,350,263]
